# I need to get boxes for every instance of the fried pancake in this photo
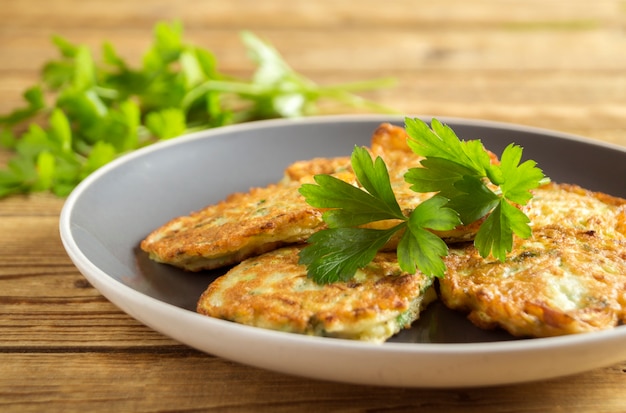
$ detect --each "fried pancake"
[524,182,626,239]
[440,227,626,337]
[281,156,352,183]
[440,183,626,337]
[140,150,363,271]
[140,181,325,271]
[197,246,437,342]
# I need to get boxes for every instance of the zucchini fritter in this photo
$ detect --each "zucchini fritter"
[197,246,437,342]
[524,182,626,239]
[140,181,325,271]
[440,183,626,337]
[281,156,352,183]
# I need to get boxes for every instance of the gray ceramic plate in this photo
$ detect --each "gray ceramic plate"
[60,115,626,388]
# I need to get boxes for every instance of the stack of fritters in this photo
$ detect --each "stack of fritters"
[141,123,440,342]
[141,123,626,341]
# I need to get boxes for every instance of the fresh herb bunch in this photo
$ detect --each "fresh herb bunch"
[0,21,395,198]
[299,117,548,284]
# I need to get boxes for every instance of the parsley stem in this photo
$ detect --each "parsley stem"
[93,86,120,100]
[181,80,266,110]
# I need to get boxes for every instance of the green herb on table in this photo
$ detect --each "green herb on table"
[0,21,395,199]
[299,117,548,284]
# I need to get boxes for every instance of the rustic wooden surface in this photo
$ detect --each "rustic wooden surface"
[1,1,625,412]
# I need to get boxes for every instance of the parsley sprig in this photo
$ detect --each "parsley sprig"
[299,145,461,283]
[0,22,395,199]
[299,117,547,284]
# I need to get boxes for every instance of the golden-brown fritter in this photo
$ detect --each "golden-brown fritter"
[440,183,626,338]
[281,156,352,183]
[197,246,437,342]
[440,227,626,337]
[140,181,325,271]
[524,182,626,239]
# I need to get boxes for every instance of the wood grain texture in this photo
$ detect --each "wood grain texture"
[1,1,625,411]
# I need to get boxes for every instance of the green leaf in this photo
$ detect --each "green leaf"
[299,175,401,228]
[102,41,126,69]
[0,167,24,196]
[498,143,546,205]
[0,128,16,149]
[473,200,530,261]
[0,86,46,126]
[15,124,53,158]
[82,141,116,178]
[299,226,402,284]
[397,195,460,277]
[447,175,500,224]
[56,88,108,144]
[50,156,82,196]
[51,35,79,58]
[193,47,219,79]
[403,117,546,262]
[409,195,461,232]
[180,49,206,88]
[474,202,511,261]
[49,108,73,153]
[404,156,475,195]
[116,100,140,150]
[502,198,532,239]
[143,21,183,70]
[204,92,232,127]
[33,151,56,191]
[241,31,294,87]
[405,118,491,176]
[42,59,74,90]
[145,108,187,140]
[398,226,449,278]
[7,157,37,188]
[239,30,393,119]
[73,46,97,90]
[298,146,405,227]
[351,146,402,214]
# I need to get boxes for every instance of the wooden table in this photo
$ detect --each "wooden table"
[1,1,625,411]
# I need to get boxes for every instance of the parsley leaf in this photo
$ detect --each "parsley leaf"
[398,195,461,276]
[0,22,395,199]
[299,146,404,227]
[299,226,402,284]
[405,118,492,175]
[473,197,532,259]
[404,117,547,261]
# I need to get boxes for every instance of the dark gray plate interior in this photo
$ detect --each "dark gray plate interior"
[67,116,626,344]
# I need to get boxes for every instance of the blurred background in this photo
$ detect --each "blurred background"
[1,0,625,148]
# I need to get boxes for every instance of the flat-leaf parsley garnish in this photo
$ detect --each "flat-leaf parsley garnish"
[0,22,395,199]
[299,117,548,284]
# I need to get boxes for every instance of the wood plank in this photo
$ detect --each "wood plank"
[0,352,625,413]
